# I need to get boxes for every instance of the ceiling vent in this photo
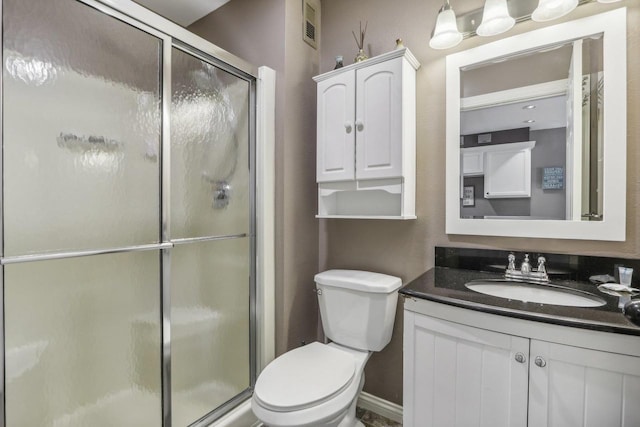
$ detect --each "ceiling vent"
[303,0,320,49]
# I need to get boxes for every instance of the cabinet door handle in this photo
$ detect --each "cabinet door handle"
[514,352,526,363]
[534,356,546,367]
[355,120,364,131]
[344,122,353,133]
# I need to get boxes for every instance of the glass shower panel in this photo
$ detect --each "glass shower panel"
[4,251,162,427]
[2,0,162,256]
[171,48,250,239]
[171,238,250,426]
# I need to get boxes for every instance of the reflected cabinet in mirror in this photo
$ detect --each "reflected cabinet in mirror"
[445,8,627,241]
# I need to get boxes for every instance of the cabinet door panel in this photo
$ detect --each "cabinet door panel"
[484,148,531,198]
[529,340,640,427]
[317,71,355,182]
[404,312,528,427]
[462,151,484,176]
[355,58,403,180]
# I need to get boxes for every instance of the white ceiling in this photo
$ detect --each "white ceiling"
[461,96,566,135]
[134,0,231,26]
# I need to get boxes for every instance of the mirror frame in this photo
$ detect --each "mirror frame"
[445,8,627,241]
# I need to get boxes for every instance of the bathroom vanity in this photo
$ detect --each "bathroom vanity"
[401,248,640,427]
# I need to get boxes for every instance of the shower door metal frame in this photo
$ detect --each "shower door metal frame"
[0,0,259,426]
[164,41,258,427]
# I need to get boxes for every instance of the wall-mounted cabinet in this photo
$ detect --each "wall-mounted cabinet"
[461,141,535,199]
[461,149,484,176]
[313,48,420,219]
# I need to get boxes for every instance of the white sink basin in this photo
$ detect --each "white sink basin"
[465,280,606,307]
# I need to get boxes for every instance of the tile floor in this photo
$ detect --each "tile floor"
[356,407,402,427]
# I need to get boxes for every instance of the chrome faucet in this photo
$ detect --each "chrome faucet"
[505,253,549,283]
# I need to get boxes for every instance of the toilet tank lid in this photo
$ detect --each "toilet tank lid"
[314,270,402,293]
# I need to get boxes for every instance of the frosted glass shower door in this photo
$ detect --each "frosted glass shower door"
[2,0,164,426]
[3,0,162,256]
[4,252,162,427]
[170,47,252,426]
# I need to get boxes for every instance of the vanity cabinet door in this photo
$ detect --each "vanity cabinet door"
[404,311,529,427]
[355,56,403,180]
[316,70,356,182]
[528,340,640,427]
[484,147,531,198]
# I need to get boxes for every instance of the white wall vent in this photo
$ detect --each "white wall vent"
[303,0,320,49]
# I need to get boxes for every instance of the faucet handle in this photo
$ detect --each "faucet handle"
[521,254,531,274]
[537,256,547,273]
[507,253,516,271]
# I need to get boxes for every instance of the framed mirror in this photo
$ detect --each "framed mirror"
[445,8,627,241]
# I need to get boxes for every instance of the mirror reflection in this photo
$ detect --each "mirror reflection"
[459,34,604,221]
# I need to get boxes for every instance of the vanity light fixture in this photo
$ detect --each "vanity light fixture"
[429,0,615,50]
[429,0,463,50]
[531,0,579,22]
[476,0,515,37]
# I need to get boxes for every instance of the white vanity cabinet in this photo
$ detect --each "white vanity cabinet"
[528,340,640,427]
[314,49,420,219]
[404,299,640,427]
[403,312,529,427]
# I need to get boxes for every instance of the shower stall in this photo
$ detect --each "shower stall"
[0,0,264,425]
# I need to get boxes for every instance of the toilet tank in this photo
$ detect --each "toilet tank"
[314,270,402,352]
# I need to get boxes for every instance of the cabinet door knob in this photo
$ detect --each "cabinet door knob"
[344,122,353,133]
[534,356,546,367]
[515,352,526,363]
[355,120,364,131]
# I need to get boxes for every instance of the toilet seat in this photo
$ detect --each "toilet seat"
[252,343,372,427]
[254,342,356,411]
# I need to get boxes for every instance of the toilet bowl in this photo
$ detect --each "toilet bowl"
[251,270,402,427]
[252,342,370,427]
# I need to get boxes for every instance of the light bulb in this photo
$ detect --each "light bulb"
[429,1,463,50]
[476,0,515,37]
[531,0,578,22]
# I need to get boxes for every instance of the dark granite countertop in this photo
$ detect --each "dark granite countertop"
[400,267,640,336]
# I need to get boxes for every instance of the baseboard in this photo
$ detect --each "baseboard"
[357,391,403,424]
[243,391,402,426]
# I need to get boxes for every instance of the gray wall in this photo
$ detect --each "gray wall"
[189,0,321,356]
[320,0,640,406]
[531,128,567,219]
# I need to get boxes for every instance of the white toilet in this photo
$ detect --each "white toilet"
[251,269,402,427]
